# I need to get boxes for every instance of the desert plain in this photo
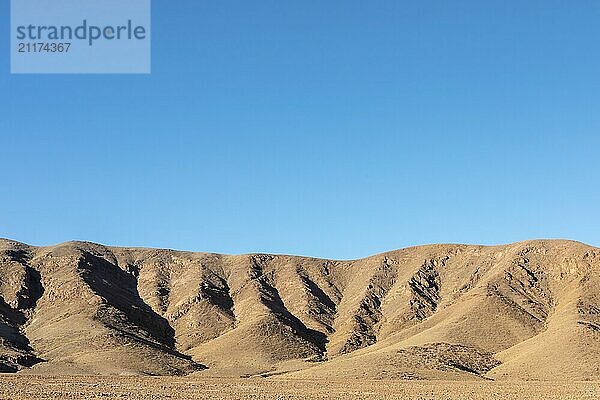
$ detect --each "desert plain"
[0,376,599,400]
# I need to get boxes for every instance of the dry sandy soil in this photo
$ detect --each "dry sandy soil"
[0,376,598,400]
[1,238,599,392]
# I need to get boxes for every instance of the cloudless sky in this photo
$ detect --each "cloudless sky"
[1,1,599,259]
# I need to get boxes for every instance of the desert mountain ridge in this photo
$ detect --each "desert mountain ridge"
[0,238,598,380]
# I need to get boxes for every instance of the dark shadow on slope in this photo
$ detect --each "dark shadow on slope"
[77,253,205,368]
[250,256,328,354]
[341,258,398,354]
[3,249,31,264]
[22,266,44,311]
[201,272,236,320]
[298,272,337,333]
[0,250,46,372]
[0,297,45,371]
[299,272,337,311]
[0,248,45,312]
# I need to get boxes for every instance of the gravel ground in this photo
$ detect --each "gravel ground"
[0,376,598,400]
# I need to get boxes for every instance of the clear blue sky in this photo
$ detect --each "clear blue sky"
[1,1,599,259]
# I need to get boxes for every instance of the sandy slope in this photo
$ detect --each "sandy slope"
[0,238,598,380]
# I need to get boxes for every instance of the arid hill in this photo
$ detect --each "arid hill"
[0,238,598,380]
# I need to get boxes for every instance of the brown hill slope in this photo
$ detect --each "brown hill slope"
[0,238,598,379]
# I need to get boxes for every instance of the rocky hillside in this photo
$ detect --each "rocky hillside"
[0,238,598,379]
